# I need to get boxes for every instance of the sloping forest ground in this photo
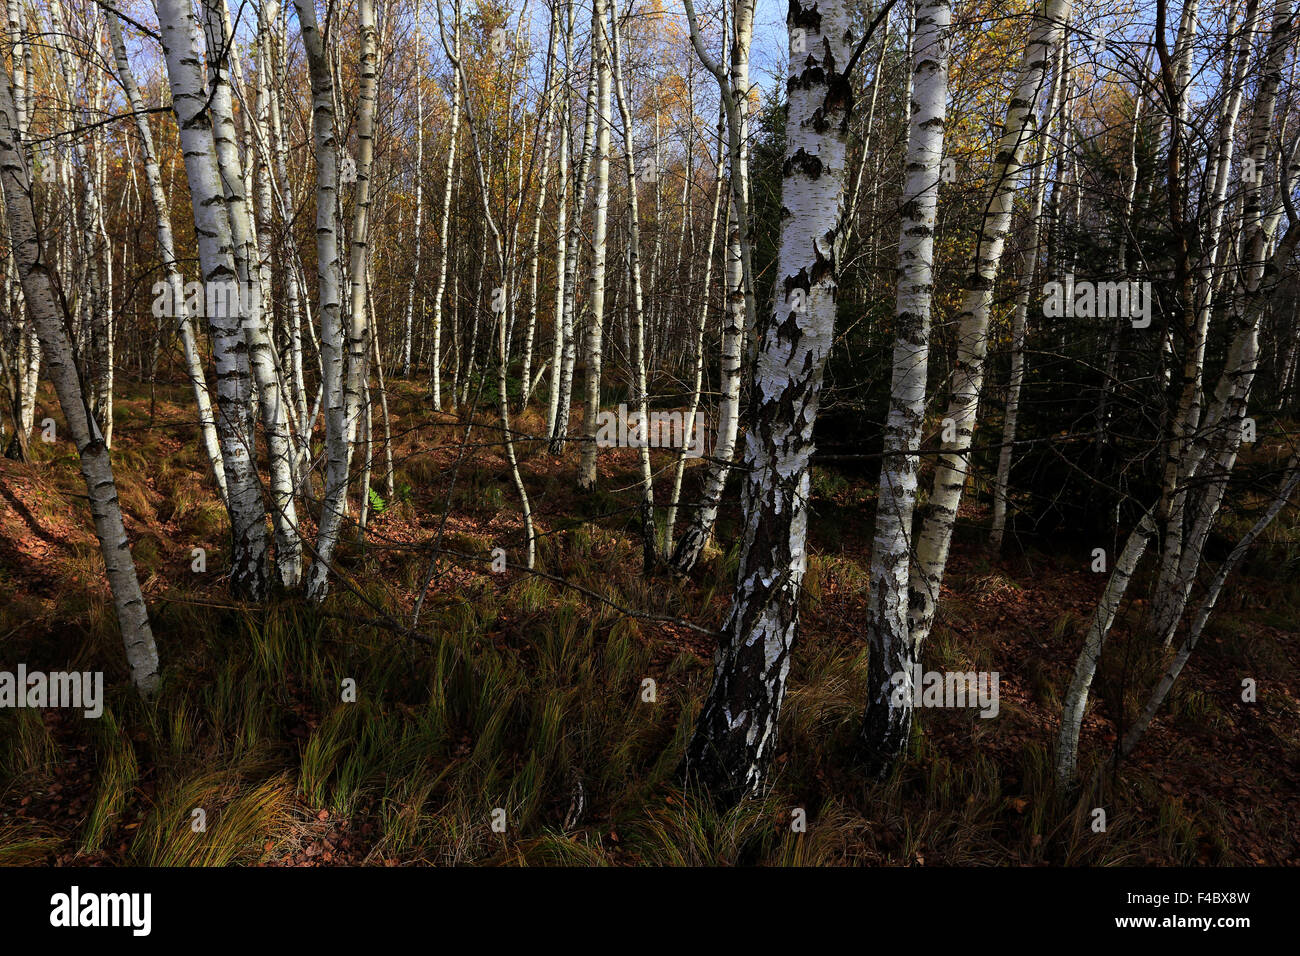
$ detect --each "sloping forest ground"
[1,378,1297,866]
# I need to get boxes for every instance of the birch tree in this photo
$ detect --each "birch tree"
[302,0,379,601]
[577,0,612,491]
[402,0,425,378]
[103,6,228,509]
[48,0,114,448]
[673,0,756,574]
[1055,507,1157,785]
[545,0,574,438]
[987,41,1065,551]
[858,0,953,779]
[1148,0,1294,643]
[1,0,37,462]
[0,63,160,693]
[608,0,655,567]
[156,0,270,599]
[681,0,854,803]
[1121,456,1300,764]
[550,10,600,453]
[908,0,1074,650]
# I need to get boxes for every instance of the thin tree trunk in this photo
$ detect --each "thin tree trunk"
[909,0,1074,649]
[1055,508,1158,786]
[202,0,302,588]
[609,0,655,567]
[104,6,228,508]
[665,110,727,549]
[1149,0,1294,644]
[545,3,573,438]
[429,9,461,411]
[1121,456,1300,762]
[157,0,270,599]
[858,0,953,779]
[577,0,612,490]
[304,0,379,601]
[672,0,755,574]
[989,40,1065,550]
[550,8,598,453]
[0,63,160,692]
[403,0,424,378]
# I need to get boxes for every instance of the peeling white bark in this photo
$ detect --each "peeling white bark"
[682,0,852,803]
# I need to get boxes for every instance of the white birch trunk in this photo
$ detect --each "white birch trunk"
[672,0,756,573]
[1055,508,1157,786]
[608,0,656,565]
[1149,0,1293,644]
[550,13,599,452]
[103,6,228,509]
[1121,456,1300,762]
[201,0,303,589]
[859,0,952,779]
[577,0,612,490]
[303,0,378,601]
[402,0,424,378]
[665,112,727,548]
[908,0,1074,649]
[0,63,160,692]
[681,0,852,803]
[157,0,270,599]
[988,43,1065,550]
[429,8,461,411]
[544,5,572,438]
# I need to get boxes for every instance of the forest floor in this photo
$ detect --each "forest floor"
[1,378,1297,865]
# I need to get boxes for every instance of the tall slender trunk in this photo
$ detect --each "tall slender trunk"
[304,0,379,601]
[908,0,1074,649]
[49,0,113,447]
[545,4,573,438]
[1150,0,1258,631]
[2,2,36,463]
[429,10,461,410]
[672,0,755,574]
[680,0,852,804]
[1121,456,1300,762]
[202,0,302,588]
[1149,0,1294,645]
[858,0,953,779]
[449,0,537,569]
[577,0,612,490]
[157,0,270,599]
[989,41,1065,550]
[608,0,655,567]
[550,11,598,453]
[1055,508,1157,786]
[403,1,424,378]
[0,64,160,692]
[104,6,228,508]
[266,7,312,438]
[665,111,727,549]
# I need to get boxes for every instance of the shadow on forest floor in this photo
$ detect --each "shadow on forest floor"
[1,381,1297,865]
